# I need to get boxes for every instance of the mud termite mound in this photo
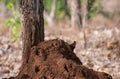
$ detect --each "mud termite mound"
[8,39,112,79]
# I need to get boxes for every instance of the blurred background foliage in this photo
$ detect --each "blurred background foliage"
[0,0,119,40]
[87,0,102,19]
[43,0,70,19]
[1,0,17,5]
[1,0,20,41]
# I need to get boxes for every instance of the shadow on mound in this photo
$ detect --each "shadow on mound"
[7,39,112,79]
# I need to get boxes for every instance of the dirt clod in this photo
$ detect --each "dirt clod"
[12,39,112,79]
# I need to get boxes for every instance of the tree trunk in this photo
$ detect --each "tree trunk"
[19,0,44,72]
[81,0,88,28]
[44,0,57,26]
[68,0,82,31]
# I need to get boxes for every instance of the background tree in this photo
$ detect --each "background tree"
[81,0,88,28]
[44,0,57,26]
[68,0,82,30]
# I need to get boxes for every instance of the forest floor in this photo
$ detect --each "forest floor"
[0,14,120,79]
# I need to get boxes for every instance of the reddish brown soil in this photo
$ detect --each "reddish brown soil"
[7,39,112,79]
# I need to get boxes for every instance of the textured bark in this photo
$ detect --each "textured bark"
[19,0,44,67]
[69,0,82,30]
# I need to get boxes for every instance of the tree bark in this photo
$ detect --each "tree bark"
[19,0,44,67]
[68,0,82,30]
